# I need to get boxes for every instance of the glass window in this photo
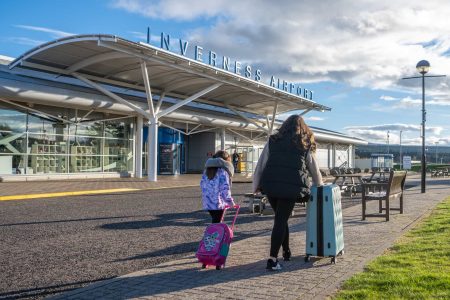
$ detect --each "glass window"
[104,120,131,139]
[0,154,27,175]
[103,119,133,172]
[68,135,102,173]
[0,105,135,175]
[0,107,26,133]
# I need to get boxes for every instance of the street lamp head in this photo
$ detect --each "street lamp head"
[416,60,430,75]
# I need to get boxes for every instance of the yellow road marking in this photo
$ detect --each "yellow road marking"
[141,184,199,191]
[0,188,140,201]
[0,184,200,201]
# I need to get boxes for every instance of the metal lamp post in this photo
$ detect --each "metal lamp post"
[435,141,439,164]
[387,130,390,154]
[399,130,403,169]
[402,60,445,193]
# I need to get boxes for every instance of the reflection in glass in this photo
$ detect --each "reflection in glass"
[0,105,134,175]
[69,134,102,173]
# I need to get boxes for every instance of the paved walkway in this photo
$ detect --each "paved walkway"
[47,177,449,300]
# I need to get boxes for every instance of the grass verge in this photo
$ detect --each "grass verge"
[334,197,450,299]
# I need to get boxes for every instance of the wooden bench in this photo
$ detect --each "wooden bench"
[361,170,407,221]
[244,193,303,216]
[245,193,267,213]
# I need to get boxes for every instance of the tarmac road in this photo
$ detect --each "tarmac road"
[0,183,361,299]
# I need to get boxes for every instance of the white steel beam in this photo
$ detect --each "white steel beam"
[226,105,268,133]
[98,40,325,111]
[269,102,278,135]
[73,73,152,119]
[148,118,158,181]
[77,109,94,123]
[157,83,222,118]
[188,124,201,134]
[140,60,156,118]
[0,97,74,124]
[253,131,266,140]
[300,108,312,116]
[78,115,131,123]
[221,128,226,150]
[135,115,143,178]
[15,61,268,116]
[158,122,189,136]
[226,128,254,142]
[189,127,218,135]
[155,91,166,114]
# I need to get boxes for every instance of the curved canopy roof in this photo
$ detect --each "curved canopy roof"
[9,34,330,117]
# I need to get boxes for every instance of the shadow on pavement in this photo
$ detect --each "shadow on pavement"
[0,277,114,300]
[79,257,325,299]
[99,209,287,231]
[112,228,271,263]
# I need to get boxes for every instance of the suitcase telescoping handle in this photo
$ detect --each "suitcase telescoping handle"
[221,205,240,231]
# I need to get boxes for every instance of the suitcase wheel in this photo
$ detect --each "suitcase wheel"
[201,264,207,269]
[331,256,336,264]
[304,255,311,262]
[339,250,345,256]
[216,265,222,270]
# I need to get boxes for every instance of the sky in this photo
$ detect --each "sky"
[0,0,449,146]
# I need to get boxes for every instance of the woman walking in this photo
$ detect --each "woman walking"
[253,115,323,270]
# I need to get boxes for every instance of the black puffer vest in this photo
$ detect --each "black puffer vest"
[260,136,310,200]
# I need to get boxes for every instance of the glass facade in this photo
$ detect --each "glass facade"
[0,104,134,175]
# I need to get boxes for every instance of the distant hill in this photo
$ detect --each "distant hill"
[355,143,450,164]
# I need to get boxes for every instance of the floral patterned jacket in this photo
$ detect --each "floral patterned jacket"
[200,168,235,210]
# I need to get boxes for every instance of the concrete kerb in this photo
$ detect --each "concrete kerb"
[49,178,450,300]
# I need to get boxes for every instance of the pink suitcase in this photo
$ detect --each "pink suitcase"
[196,205,240,270]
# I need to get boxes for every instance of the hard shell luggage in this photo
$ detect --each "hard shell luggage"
[196,205,240,270]
[305,184,344,264]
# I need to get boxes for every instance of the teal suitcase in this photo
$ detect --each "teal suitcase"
[305,184,344,263]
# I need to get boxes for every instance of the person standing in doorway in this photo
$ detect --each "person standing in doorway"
[200,150,235,223]
[253,115,323,270]
[232,151,240,173]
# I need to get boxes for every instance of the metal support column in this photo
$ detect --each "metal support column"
[135,116,143,178]
[148,117,158,182]
[221,128,226,150]
[332,144,336,168]
[421,74,426,193]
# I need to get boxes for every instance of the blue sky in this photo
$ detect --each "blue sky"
[1,0,449,146]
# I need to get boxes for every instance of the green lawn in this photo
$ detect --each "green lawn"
[334,197,450,300]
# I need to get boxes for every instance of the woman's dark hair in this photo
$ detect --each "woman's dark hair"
[270,115,317,152]
[206,150,230,180]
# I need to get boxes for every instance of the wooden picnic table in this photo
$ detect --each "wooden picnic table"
[332,173,367,197]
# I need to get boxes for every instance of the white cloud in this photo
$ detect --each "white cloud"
[112,0,227,21]
[7,37,45,46]
[111,0,450,96]
[304,116,325,121]
[15,25,74,38]
[345,123,443,134]
[345,123,448,144]
[0,55,14,61]
[128,31,160,42]
[380,95,398,101]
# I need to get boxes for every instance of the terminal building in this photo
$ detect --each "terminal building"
[0,34,367,181]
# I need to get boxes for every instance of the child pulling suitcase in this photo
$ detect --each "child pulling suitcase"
[196,205,240,270]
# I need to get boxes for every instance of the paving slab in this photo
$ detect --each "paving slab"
[47,177,450,299]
